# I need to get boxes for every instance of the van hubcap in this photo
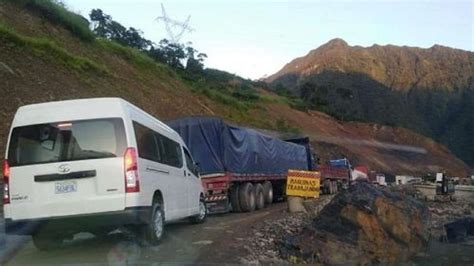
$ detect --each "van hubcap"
[154,210,163,238]
[198,201,206,220]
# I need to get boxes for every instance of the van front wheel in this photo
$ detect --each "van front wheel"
[189,198,207,224]
[143,202,165,245]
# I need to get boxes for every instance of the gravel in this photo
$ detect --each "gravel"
[239,195,334,264]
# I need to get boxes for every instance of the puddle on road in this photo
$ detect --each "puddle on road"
[192,240,213,245]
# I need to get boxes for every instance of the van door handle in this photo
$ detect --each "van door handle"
[35,170,96,182]
[146,166,169,175]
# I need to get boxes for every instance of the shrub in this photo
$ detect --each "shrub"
[232,89,260,102]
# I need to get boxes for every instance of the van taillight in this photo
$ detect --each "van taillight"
[124,148,140,193]
[3,159,10,204]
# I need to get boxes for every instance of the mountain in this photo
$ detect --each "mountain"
[0,1,470,177]
[267,38,474,168]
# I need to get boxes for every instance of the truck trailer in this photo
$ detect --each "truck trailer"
[168,117,349,213]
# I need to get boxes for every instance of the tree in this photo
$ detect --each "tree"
[89,9,152,51]
[185,45,207,75]
[88,10,207,72]
[148,39,186,69]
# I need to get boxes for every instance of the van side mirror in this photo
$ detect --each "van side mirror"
[193,162,200,175]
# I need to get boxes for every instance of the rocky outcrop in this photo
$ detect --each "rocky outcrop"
[281,182,431,264]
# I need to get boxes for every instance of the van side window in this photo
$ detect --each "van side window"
[132,122,160,162]
[155,134,183,168]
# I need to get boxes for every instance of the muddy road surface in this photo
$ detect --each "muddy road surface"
[1,202,287,265]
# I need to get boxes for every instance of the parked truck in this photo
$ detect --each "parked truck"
[317,158,352,194]
[168,117,350,213]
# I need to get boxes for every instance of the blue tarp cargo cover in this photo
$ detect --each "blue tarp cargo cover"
[167,117,309,175]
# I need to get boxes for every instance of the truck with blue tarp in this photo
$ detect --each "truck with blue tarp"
[168,116,351,213]
[168,116,311,213]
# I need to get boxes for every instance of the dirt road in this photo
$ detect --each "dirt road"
[1,202,288,265]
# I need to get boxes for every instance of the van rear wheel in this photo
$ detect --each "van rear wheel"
[32,233,62,251]
[143,202,164,245]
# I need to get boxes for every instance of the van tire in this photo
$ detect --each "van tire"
[239,182,256,212]
[262,181,273,205]
[230,184,242,212]
[189,197,207,224]
[143,202,165,246]
[32,233,62,251]
[255,183,265,210]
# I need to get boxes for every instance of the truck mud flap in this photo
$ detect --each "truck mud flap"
[205,195,230,214]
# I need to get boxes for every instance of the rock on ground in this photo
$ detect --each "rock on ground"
[281,182,431,265]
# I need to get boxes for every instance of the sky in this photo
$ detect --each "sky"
[64,0,473,80]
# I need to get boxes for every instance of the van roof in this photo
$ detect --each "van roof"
[12,98,179,139]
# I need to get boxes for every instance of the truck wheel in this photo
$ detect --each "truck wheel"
[239,182,256,212]
[189,197,207,224]
[328,180,334,194]
[322,179,329,194]
[262,181,273,205]
[32,233,62,251]
[255,183,265,210]
[230,184,242,212]
[143,202,165,245]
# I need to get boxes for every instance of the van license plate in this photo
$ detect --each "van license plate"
[55,181,77,194]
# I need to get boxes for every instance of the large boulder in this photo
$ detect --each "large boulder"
[281,182,431,264]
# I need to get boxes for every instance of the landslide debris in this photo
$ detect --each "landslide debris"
[281,182,431,264]
[239,196,334,265]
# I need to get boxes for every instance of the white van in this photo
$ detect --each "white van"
[3,98,206,250]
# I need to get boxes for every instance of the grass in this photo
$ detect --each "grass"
[96,39,170,74]
[275,118,301,134]
[0,24,106,73]
[259,93,287,104]
[286,98,309,112]
[198,87,251,111]
[3,0,95,41]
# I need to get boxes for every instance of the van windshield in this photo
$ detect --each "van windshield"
[7,118,126,167]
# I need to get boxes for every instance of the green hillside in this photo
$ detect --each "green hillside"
[268,39,474,168]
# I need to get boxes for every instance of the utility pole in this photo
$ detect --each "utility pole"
[156,3,194,43]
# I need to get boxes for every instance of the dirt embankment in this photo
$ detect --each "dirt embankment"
[0,2,470,177]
